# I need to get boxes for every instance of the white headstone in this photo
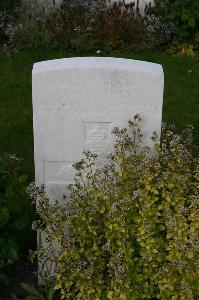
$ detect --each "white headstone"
[32,57,164,201]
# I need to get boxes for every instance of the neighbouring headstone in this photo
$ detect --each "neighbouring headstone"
[32,57,164,202]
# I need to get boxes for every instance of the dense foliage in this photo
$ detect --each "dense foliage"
[0,153,35,288]
[14,1,148,53]
[151,0,199,53]
[0,0,198,54]
[29,117,199,299]
[0,0,175,53]
[0,0,20,50]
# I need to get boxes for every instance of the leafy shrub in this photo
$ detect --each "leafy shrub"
[150,0,199,46]
[144,14,175,49]
[2,0,198,53]
[0,0,20,51]
[3,0,153,53]
[30,116,199,299]
[0,11,17,49]
[49,0,146,51]
[14,19,58,51]
[0,153,35,287]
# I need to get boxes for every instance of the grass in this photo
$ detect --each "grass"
[0,50,198,178]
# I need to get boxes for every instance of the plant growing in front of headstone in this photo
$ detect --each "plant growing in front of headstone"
[29,116,199,299]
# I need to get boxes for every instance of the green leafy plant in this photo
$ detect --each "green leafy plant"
[4,0,152,53]
[0,0,20,49]
[150,0,199,51]
[29,116,199,299]
[0,153,35,288]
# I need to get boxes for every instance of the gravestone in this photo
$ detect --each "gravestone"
[32,57,164,202]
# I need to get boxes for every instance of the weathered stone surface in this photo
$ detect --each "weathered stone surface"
[32,57,164,201]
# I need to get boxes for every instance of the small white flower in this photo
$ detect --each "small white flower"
[96,50,101,54]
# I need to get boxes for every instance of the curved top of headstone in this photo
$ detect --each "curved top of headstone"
[33,57,163,75]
